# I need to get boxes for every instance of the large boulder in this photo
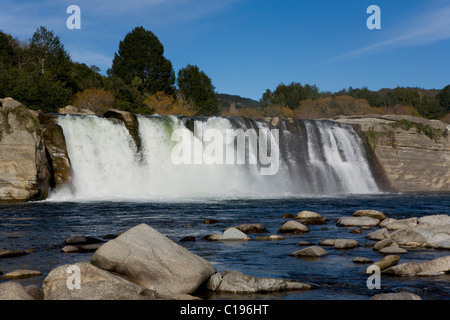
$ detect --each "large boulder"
[366,255,400,273]
[43,262,162,300]
[206,271,314,293]
[90,224,216,296]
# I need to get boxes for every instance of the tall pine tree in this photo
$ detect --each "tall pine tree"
[108,26,175,96]
[177,64,219,116]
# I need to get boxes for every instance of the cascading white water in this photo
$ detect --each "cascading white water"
[48,114,379,201]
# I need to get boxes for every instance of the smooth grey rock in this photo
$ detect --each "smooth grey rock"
[3,269,42,279]
[379,246,408,254]
[383,255,450,276]
[90,224,216,296]
[222,227,250,240]
[337,216,379,227]
[370,292,422,300]
[382,218,418,230]
[418,215,450,228]
[25,284,43,300]
[207,270,314,293]
[353,257,373,264]
[43,262,165,300]
[278,220,309,233]
[295,210,323,219]
[0,282,34,300]
[373,238,395,251]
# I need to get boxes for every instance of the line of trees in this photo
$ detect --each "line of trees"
[254,82,450,121]
[0,26,220,116]
[1,26,449,122]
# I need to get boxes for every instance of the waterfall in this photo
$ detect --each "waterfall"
[48,114,379,201]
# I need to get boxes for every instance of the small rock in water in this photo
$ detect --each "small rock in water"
[319,239,359,249]
[353,257,373,264]
[226,223,267,234]
[3,269,42,279]
[337,216,379,227]
[290,246,328,257]
[278,220,309,234]
[0,249,28,259]
[366,255,400,273]
[222,228,250,241]
[64,236,102,245]
[379,246,408,254]
[61,243,101,253]
[255,235,285,241]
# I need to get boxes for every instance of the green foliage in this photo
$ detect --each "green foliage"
[177,64,220,116]
[437,85,450,114]
[108,26,175,96]
[261,82,320,109]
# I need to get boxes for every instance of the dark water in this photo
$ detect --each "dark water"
[1,193,449,300]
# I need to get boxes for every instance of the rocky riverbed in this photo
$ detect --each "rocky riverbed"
[1,206,449,300]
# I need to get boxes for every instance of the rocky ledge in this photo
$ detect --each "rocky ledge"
[333,114,450,193]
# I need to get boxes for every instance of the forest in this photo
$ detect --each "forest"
[1,26,449,123]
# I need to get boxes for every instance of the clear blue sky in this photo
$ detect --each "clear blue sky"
[1,0,449,100]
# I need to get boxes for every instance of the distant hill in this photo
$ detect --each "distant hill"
[217,93,261,111]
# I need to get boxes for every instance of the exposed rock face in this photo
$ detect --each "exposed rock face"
[103,109,141,153]
[334,115,450,192]
[0,100,51,201]
[39,113,72,187]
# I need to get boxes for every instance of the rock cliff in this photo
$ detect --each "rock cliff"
[0,98,51,201]
[334,115,450,193]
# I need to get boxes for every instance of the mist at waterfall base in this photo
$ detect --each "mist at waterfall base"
[1,115,449,300]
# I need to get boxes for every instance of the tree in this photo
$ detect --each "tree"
[260,82,320,109]
[73,88,114,114]
[177,64,220,116]
[437,85,450,113]
[29,26,71,79]
[108,26,175,95]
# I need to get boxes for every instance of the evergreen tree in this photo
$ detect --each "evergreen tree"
[177,64,219,116]
[108,26,175,96]
[437,85,450,113]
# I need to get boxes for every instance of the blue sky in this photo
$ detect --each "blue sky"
[1,0,449,100]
